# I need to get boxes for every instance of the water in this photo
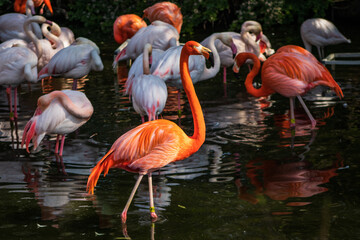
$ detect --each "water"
[1,25,360,239]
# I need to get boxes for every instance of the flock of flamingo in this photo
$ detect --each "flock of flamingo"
[0,0,351,223]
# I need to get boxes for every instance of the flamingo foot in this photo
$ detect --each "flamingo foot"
[121,210,127,224]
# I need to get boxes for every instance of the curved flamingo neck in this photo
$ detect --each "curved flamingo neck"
[180,48,205,146]
[24,17,43,58]
[237,53,273,98]
[39,91,93,119]
[241,31,261,57]
[42,23,63,50]
[199,33,221,81]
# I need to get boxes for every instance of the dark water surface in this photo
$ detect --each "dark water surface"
[1,24,360,239]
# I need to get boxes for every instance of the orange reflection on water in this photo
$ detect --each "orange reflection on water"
[41,76,89,94]
[236,156,343,206]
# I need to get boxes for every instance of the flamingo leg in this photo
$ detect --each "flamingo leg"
[177,90,182,117]
[297,95,316,128]
[6,87,14,120]
[148,172,158,221]
[316,46,322,60]
[14,87,18,119]
[72,79,78,90]
[55,134,60,153]
[141,116,145,123]
[223,67,227,84]
[121,174,144,223]
[289,97,296,128]
[59,135,66,156]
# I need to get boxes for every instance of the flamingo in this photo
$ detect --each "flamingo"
[87,41,212,223]
[14,0,53,15]
[38,37,104,90]
[21,90,94,156]
[300,18,351,59]
[48,22,75,48]
[0,0,42,42]
[232,45,343,128]
[125,46,164,96]
[130,44,168,122]
[113,20,179,65]
[201,20,264,84]
[0,44,38,119]
[28,18,64,69]
[113,14,147,45]
[143,1,183,34]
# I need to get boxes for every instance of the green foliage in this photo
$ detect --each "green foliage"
[0,0,14,13]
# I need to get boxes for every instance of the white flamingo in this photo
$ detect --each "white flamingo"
[0,0,42,42]
[22,90,94,156]
[300,18,351,59]
[113,20,179,66]
[130,44,168,122]
[201,20,265,83]
[38,37,104,89]
[0,44,38,119]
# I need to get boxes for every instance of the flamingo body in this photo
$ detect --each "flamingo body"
[300,18,351,59]
[114,20,179,62]
[38,38,103,80]
[143,1,183,33]
[0,45,38,85]
[131,74,168,122]
[113,14,147,45]
[22,90,93,154]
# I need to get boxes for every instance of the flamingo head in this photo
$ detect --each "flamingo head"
[233,52,257,73]
[184,41,214,67]
[43,0,54,15]
[219,33,237,59]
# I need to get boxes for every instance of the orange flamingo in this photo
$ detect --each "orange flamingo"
[233,45,343,128]
[113,14,147,45]
[14,0,53,15]
[143,1,183,34]
[87,41,212,223]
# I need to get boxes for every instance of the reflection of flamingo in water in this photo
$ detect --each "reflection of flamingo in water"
[236,155,344,206]
[87,41,212,223]
[233,45,343,128]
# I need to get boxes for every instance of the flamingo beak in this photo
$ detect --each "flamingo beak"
[43,0,53,15]
[232,60,240,74]
[200,46,214,67]
[256,31,263,42]
[45,20,53,26]
[31,6,36,15]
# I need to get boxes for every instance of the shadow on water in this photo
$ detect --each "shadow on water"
[0,26,359,239]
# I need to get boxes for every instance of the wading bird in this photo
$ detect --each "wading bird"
[143,1,183,34]
[87,41,212,223]
[233,45,343,128]
[300,18,351,59]
[38,37,104,89]
[22,90,93,156]
[127,44,167,122]
[0,44,38,119]
[113,14,147,45]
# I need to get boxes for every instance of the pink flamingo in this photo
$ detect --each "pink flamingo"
[300,18,351,59]
[130,44,168,122]
[38,37,104,90]
[0,44,38,119]
[143,1,183,34]
[113,20,179,66]
[87,41,212,223]
[233,45,344,128]
[22,90,94,156]
[0,0,42,42]
[113,14,147,45]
